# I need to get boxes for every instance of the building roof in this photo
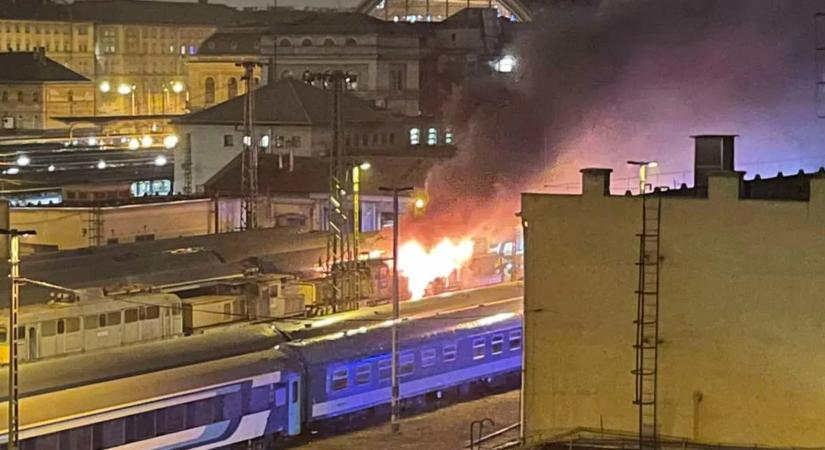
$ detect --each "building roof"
[205,152,449,196]
[0,0,248,26]
[175,78,402,126]
[0,52,89,83]
[355,0,533,22]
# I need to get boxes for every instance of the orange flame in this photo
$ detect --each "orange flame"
[398,237,475,300]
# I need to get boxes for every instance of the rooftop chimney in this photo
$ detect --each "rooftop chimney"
[692,135,736,190]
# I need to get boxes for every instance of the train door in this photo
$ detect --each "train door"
[61,318,83,354]
[286,374,302,436]
[39,320,57,358]
[123,308,140,343]
[27,327,37,360]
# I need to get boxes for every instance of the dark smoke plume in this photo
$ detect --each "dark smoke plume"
[411,0,825,244]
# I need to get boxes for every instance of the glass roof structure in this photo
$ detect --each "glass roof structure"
[357,0,532,23]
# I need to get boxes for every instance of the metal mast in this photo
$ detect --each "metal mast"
[238,62,260,230]
[633,191,662,450]
[304,70,360,312]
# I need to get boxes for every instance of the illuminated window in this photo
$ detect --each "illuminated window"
[443,344,457,362]
[427,127,438,146]
[491,334,504,355]
[378,359,391,381]
[509,330,522,350]
[445,128,454,144]
[472,337,486,360]
[421,348,436,367]
[356,364,371,385]
[409,128,420,145]
[331,368,348,391]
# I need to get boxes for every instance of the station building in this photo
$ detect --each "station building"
[521,136,825,447]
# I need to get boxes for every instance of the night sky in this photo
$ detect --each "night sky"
[160,0,359,9]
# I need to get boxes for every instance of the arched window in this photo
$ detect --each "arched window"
[323,38,336,46]
[204,77,215,105]
[301,38,312,47]
[279,38,292,47]
[2,91,8,103]
[227,77,238,98]
[345,37,357,46]
[16,91,23,103]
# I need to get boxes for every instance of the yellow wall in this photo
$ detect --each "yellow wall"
[11,199,215,250]
[521,170,825,447]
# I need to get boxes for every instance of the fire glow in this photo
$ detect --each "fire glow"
[398,238,474,300]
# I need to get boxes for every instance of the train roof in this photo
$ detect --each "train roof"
[0,349,289,432]
[5,228,331,306]
[288,301,522,366]
[0,322,287,401]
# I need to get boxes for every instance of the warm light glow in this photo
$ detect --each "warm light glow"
[6,167,19,175]
[163,135,179,149]
[99,81,111,93]
[154,154,167,166]
[398,237,474,300]
[16,155,30,167]
[140,135,154,148]
[359,161,371,171]
[47,164,55,172]
[647,161,659,168]
[128,138,140,150]
[414,198,426,209]
[171,81,185,93]
[117,84,133,95]
[87,137,98,146]
[97,160,107,170]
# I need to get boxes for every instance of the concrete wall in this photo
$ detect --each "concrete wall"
[11,199,218,250]
[521,169,825,447]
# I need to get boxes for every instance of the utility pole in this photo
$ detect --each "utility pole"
[379,185,412,433]
[303,70,359,311]
[238,61,261,230]
[2,227,35,450]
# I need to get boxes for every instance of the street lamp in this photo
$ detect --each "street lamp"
[627,160,658,194]
[378,185,413,434]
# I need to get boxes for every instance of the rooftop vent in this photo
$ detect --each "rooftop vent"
[692,134,736,189]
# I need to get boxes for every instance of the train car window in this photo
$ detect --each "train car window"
[421,348,436,367]
[139,307,147,321]
[378,359,391,381]
[275,387,287,406]
[57,319,65,335]
[443,344,457,362]
[65,317,80,333]
[491,334,504,355]
[157,404,186,434]
[124,308,139,324]
[0,326,7,343]
[331,368,349,391]
[94,417,126,447]
[188,398,215,427]
[98,313,107,328]
[472,337,486,360]
[84,315,98,330]
[145,305,160,320]
[400,353,415,377]
[247,385,272,413]
[41,320,56,337]
[356,364,371,385]
[292,380,299,403]
[134,411,156,440]
[222,391,243,419]
[509,330,522,350]
[107,311,122,326]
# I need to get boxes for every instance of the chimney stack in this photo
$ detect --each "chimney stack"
[692,134,736,190]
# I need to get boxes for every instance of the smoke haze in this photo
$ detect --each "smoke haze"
[411,0,825,244]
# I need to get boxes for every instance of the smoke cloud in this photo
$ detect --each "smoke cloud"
[413,0,825,244]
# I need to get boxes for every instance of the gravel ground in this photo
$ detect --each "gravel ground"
[295,390,521,450]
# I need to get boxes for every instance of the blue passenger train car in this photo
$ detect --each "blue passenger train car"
[286,310,522,428]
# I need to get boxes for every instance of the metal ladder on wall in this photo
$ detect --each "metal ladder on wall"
[633,193,661,450]
[87,207,103,247]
